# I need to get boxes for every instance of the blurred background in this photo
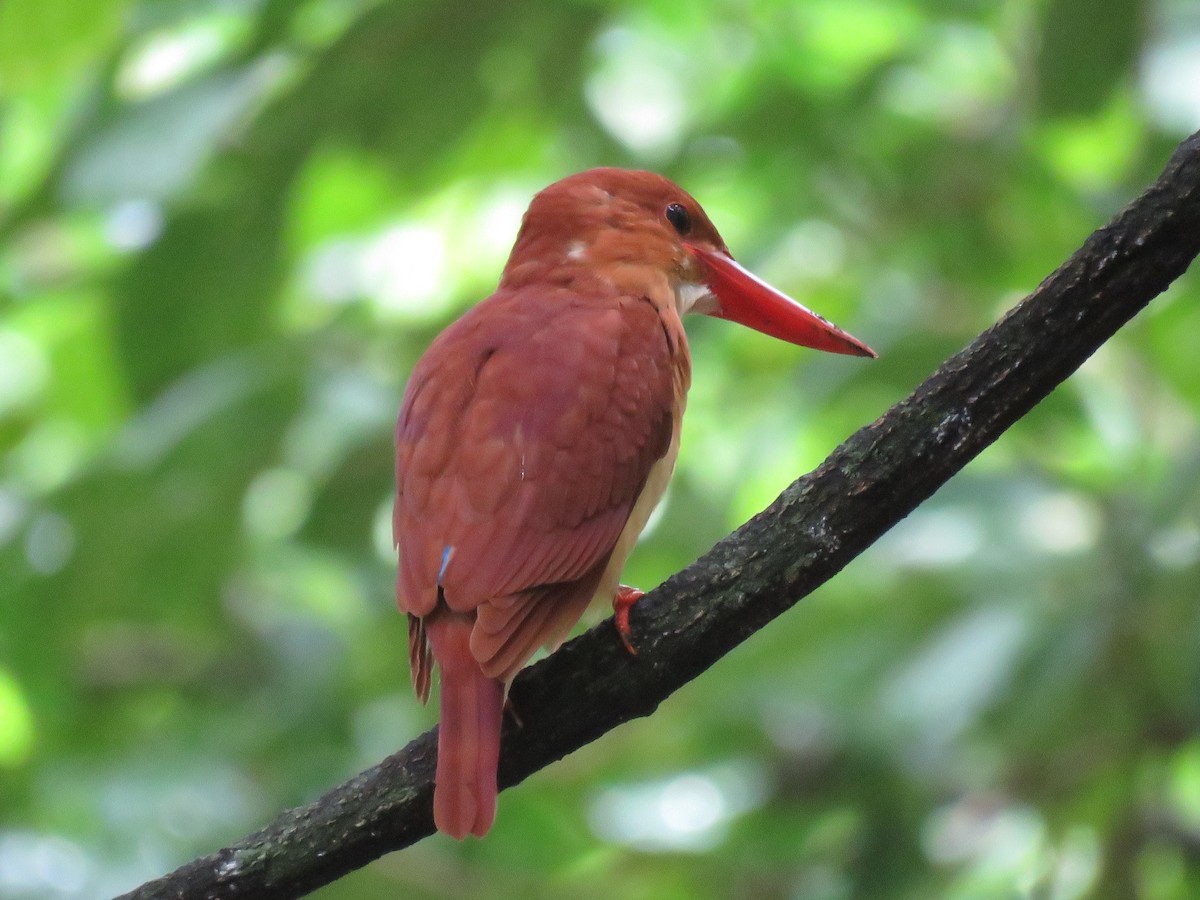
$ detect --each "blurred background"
[2,0,1200,897]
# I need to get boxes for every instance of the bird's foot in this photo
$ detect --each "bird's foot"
[613,584,644,656]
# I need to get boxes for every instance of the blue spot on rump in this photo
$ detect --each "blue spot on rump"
[438,545,453,585]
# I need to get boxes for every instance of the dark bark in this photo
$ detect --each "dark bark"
[118,130,1200,900]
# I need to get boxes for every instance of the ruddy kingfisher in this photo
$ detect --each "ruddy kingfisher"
[394,168,874,839]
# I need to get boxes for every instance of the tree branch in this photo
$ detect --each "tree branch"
[118,131,1200,900]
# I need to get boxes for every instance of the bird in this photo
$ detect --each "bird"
[393,168,874,840]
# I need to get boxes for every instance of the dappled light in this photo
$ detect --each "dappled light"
[3,0,1200,897]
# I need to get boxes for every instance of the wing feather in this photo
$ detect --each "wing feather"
[395,284,678,681]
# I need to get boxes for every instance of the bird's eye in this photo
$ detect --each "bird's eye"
[665,202,692,236]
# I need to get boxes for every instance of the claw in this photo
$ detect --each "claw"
[613,584,644,656]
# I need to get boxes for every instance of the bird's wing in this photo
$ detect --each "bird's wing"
[395,285,678,682]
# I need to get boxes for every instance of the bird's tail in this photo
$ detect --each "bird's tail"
[426,615,504,839]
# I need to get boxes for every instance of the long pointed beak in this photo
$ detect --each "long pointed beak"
[686,244,876,358]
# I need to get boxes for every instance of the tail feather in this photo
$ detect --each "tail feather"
[408,613,433,705]
[426,616,504,839]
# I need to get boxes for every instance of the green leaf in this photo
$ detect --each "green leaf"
[0,0,130,87]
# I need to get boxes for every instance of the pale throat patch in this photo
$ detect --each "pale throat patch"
[675,280,718,316]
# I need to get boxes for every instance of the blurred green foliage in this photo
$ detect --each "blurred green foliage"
[2,1,1200,897]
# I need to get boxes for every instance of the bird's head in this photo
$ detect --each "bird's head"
[502,168,875,358]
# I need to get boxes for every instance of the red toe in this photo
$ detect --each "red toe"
[613,585,644,656]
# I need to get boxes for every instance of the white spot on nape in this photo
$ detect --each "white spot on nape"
[566,240,588,262]
[675,281,716,316]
